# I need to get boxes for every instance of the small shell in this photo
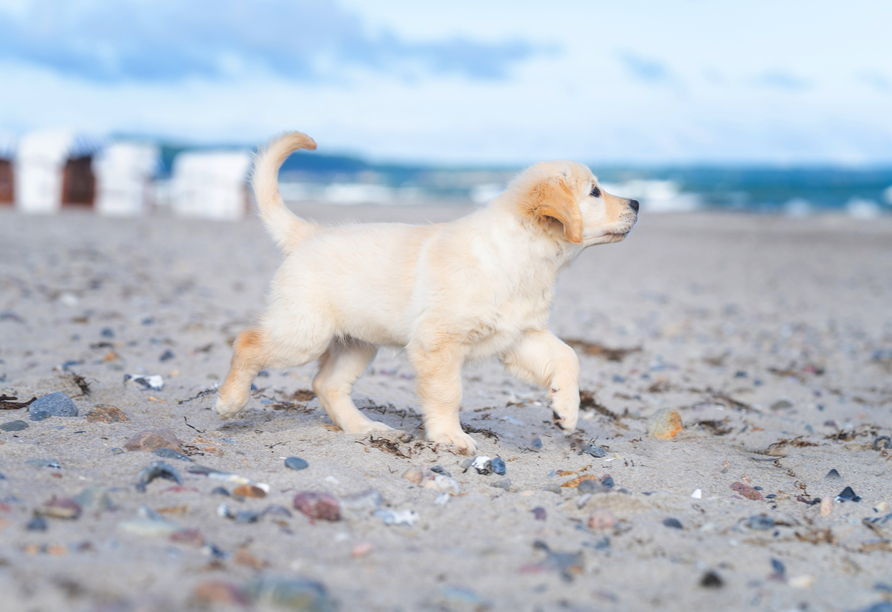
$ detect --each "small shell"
[136,461,182,492]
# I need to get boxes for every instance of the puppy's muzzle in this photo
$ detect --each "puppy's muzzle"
[628,199,640,213]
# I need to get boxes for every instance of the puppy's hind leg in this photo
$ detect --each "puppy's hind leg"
[312,339,392,434]
[216,329,269,420]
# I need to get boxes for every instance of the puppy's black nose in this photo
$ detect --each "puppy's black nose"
[629,199,640,212]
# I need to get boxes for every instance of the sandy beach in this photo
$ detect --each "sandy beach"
[1,204,892,612]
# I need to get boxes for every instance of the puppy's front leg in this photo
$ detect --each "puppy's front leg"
[409,340,477,455]
[502,330,580,434]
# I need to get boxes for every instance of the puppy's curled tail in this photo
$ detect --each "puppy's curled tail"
[252,131,318,254]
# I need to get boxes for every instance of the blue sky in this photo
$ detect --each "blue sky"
[1,0,890,165]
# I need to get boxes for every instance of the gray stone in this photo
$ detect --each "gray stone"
[746,515,775,530]
[153,448,194,462]
[491,457,506,476]
[28,392,78,421]
[74,485,113,510]
[27,516,48,531]
[0,420,29,432]
[284,457,309,471]
[490,478,511,491]
[543,484,562,495]
[245,576,334,612]
[663,517,683,529]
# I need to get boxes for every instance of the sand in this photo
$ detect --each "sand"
[1,204,891,612]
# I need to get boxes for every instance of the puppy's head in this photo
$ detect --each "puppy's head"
[511,161,638,247]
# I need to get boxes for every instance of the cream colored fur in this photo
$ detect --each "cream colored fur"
[215,131,639,454]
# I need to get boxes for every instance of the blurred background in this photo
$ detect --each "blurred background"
[1,0,891,218]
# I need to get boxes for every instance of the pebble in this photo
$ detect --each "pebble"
[100,327,115,338]
[874,436,892,451]
[700,570,723,588]
[587,508,617,530]
[26,459,61,469]
[245,576,334,612]
[135,461,183,492]
[431,586,491,611]
[233,485,266,499]
[263,505,293,518]
[293,492,341,521]
[771,558,786,577]
[471,456,493,475]
[124,429,183,453]
[159,350,176,362]
[0,420,29,432]
[285,457,309,471]
[118,517,181,538]
[531,507,547,521]
[424,475,461,495]
[374,508,419,526]
[645,407,683,440]
[490,478,511,491]
[28,392,78,421]
[579,442,606,458]
[601,475,614,488]
[825,469,841,479]
[191,581,250,607]
[123,373,165,390]
[771,399,794,410]
[543,484,562,495]
[663,517,683,529]
[339,489,384,511]
[746,515,775,530]
[820,497,833,516]
[152,448,193,462]
[210,486,230,496]
[351,541,373,558]
[36,499,82,520]
[691,489,702,499]
[731,481,763,501]
[26,516,48,531]
[491,457,506,476]
[73,486,112,510]
[169,529,205,546]
[530,437,543,450]
[577,479,603,494]
[86,404,131,423]
[401,466,427,484]
[434,492,450,506]
[835,486,862,503]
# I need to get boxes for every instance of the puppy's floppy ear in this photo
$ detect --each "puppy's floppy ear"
[528,176,584,244]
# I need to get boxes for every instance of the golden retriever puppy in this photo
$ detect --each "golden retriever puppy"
[215,131,638,454]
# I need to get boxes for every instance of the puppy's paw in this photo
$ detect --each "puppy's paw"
[427,429,478,455]
[551,407,578,435]
[215,397,244,420]
[343,419,394,435]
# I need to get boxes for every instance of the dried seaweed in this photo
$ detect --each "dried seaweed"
[562,339,640,362]
[368,435,409,459]
[579,390,618,420]
[710,392,757,412]
[794,529,833,545]
[694,419,733,436]
[0,395,36,410]
[67,372,91,397]
[178,386,219,405]
[269,401,313,413]
[461,423,500,441]
[291,389,316,402]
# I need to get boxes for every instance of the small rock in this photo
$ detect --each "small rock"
[293,492,341,521]
[731,481,763,501]
[135,461,183,492]
[491,457,506,476]
[577,479,603,494]
[401,466,426,484]
[836,486,862,503]
[543,484,562,495]
[825,469,841,479]
[820,496,833,517]
[374,508,419,526]
[587,508,617,530]
[210,486,230,496]
[86,404,130,423]
[26,459,61,469]
[646,407,683,440]
[233,485,266,499]
[770,558,786,577]
[490,478,511,491]
[471,456,493,475]
[123,373,164,391]
[531,507,547,521]
[152,448,193,462]
[700,570,723,588]
[351,542,373,558]
[100,327,115,338]
[423,475,461,495]
[28,392,78,421]
[0,420,29,432]
[746,515,775,530]
[431,586,491,611]
[233,548,268,570]
[663,517,683,529]
[244,576,334,612]
[118,518,181,538]
[124,429,183,453]
[529,437,543,451]
[73,486,112,510]
[600,475,614,488]
[191,581,249,607]
[262,505,293,518]
[434,492,450,506]
[771,399,794,410]
[691,489,702,499]
[36,497,81,519]
[578,442,606,458]
[159,350,176,362]
[169,528,205,546]
[26,516,48,531]
[339,489,384,511]
[430,465,451,477]
[874,436,892,451]
[459,458,473,471]
[285,457,309,471]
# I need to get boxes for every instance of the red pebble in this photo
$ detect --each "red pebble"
[730,481,763,501]
[293,491,340,521]
[531,506,547,521]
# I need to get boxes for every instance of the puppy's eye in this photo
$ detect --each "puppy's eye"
[590,186,601,198]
